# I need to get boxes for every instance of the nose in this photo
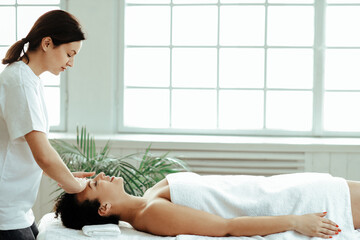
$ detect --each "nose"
[67,58,74,67]
[95,172,112,181]
[95,172,105,180]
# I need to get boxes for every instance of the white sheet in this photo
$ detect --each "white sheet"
[36,213,174,240]
[37,211,360,240]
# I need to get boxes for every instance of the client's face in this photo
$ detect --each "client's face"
[76,172,124,203]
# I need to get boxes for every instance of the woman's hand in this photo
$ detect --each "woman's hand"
[294,212,340,238]
[72,171,95,178]
[58,177,88,193]
[58,171,95,193]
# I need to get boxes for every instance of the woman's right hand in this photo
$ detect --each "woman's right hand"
[294,212,340,238]
[58,177,88,194]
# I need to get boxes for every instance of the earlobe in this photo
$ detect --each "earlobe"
[41,37,52,51]
[98,202,112,216]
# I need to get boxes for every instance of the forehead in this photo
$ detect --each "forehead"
[61,41,82,52]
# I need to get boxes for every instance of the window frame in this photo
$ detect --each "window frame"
[117,0,360,137]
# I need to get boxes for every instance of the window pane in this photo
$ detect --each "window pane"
[126,0,170,3]
[325,49,360,90]
[174,0,217,3]
[219,90,264,129]
[0,7,15,45]
[125,48,170,87]
[0,47,9,73]
[124,89,170,128]
[327,0,360,3]
[219,48,264,88]
[326,6,360,47]
[17,0,60,3]
[40,71,60,86]
[220,6,265,46]
[221,0,264,2]
[266,91,312,131]
[17,6,59,39]
[44,87,60,126]
[0,0,15,4]
[268,0,313,3]
[267,6,314,46]
[172,48,217,88]
[267,49,313,89]
[172,90,216,129]
[125,6,170,46]
[324,92,360,131]
[172,6,217,46]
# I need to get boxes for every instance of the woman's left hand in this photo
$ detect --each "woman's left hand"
[294,212,340,238]
[72,171,95,178]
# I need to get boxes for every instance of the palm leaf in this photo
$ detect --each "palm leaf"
[51,126,190,198]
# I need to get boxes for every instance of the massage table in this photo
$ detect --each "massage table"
[37,173,360,240]
[37,212,174,240]
[37,212,360,240]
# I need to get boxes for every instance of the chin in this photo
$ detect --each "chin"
[49,70,61,76]
[114,177,125,188]
[114,177,123,183]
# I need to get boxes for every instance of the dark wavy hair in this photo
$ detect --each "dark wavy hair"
[54,193,120,230]
[2,10,85,65]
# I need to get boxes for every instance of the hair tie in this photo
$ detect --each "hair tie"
[21,38,28,43]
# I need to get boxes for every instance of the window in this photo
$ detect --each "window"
[324,1,360,133]
[0,0,63,130]
[121,0,360,137]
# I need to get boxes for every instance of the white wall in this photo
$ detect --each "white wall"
[65,0,120,134]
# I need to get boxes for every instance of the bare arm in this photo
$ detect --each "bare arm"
[25,131,86,193]
[137,199,339,238]
[228,212,339,238]
[137,199,229,237]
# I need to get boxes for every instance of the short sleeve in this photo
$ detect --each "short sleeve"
[3,83,47,141]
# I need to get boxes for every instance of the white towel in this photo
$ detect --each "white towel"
[167,172,360,239]
[82,224,121,237]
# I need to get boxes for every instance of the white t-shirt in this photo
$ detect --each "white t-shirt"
[0,61,49,230]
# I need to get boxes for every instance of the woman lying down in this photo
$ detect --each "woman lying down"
[55,172,360,239]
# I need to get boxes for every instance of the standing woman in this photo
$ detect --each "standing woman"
[0,10,94,240]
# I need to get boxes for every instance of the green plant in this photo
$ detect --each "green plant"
[50,126,189,196]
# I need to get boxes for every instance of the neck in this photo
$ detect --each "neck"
[22,51,46,76]
[112,194,147,223]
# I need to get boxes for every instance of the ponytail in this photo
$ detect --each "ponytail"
[1,10,85,66]
[2,38,29,65]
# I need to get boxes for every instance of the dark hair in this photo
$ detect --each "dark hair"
[54,193,120,230]
[2,10,85,65]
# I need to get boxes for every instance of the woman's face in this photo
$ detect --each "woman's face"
[44,40,82,75]
[76,173,124,203]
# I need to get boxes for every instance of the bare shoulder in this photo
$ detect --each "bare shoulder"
[131,198,172,234]
[143,198,172,217]
[152,177,169,188]
[143,178,170,200]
